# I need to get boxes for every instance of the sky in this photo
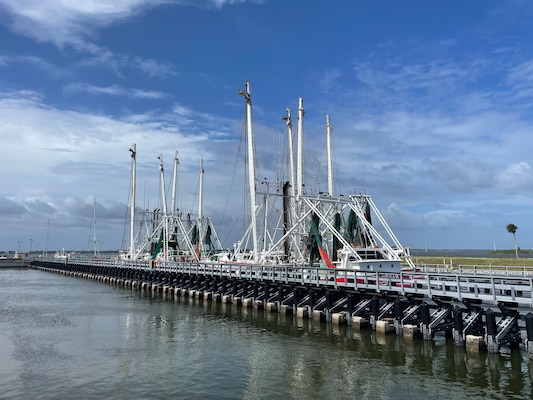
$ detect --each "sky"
[1,0,533,253]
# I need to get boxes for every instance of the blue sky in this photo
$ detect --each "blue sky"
[1,0,533,253]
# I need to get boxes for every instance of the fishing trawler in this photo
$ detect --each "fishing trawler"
[121,82,415,275]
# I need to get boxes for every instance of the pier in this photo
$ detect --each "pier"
[0,258,30,268]
[31,257,533,356]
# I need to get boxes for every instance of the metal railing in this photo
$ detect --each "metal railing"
[37,256,533,307]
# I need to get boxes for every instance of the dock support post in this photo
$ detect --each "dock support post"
[466,335,485,352]
[346,294,354,326]
[420,303,432,340]
[232,280,241,305]
[525,313,533,358]
[453,306,464,347]
[403,324,419,339]
[277,284,284,313]
[292,288,299,315]
[394,299,403,334]
[308,289,315,317]
[370,296,379,330]
[325,291,333,322]
[485,309,498,353]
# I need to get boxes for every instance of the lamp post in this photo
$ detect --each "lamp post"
[17,241,21,251]
[29,238,34,255]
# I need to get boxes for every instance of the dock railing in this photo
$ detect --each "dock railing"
[35,256,533,308]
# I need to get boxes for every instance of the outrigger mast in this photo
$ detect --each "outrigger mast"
[326,114,333,197]
[128,144,136,259]
[239,81,259,262]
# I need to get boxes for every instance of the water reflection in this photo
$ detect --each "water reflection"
[156,290,533,399]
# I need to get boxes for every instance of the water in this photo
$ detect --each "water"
[1,268,532,400]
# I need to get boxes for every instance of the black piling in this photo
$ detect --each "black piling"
[453,306,464,346]
[394,298,403,334]
[485,309,498,353]
[370,296,379,330]
[420,302,431,340]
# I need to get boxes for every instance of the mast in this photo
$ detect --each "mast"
[296,97,306,245]
[297,97,305,196]
[158,154,168,261]
[282,107,295,198]
[197,159,205,259]
[93,198,97,258]
[282,107,296,260]
[45,218,49,257]
[171,151,179,217]
[198,159,204,220]
[129,144,136,259]
[239,81,259,262]
[326,114,333,196]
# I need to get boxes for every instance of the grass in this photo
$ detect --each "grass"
[411,256,533,267]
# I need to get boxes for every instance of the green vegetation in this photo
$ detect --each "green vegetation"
[491,249,532,254]
[506,223,519,258]
[411,256,533,267]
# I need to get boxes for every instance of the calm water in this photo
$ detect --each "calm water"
[1,268,532,400]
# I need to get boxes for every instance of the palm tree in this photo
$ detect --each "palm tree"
[506,223,519,258]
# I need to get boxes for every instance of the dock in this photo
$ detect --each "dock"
[30,256,533,356]
[0,258,29,268]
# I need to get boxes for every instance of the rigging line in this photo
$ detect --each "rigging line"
[86,200,95,253]
[157,169,163,213]
[86,210,92,252]
[220,108,247,245]
[331,132,340,198]
[191,166,200,217]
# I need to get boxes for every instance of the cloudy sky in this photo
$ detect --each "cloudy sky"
[1,0,533,253]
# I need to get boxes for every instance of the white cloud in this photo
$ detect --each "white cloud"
[0,0,167,46]
[496,162,533,191]
[0,89,248,249]
[132,57,177,78]
[318,68,341,94]
[0,0,178,78]
[64,83,169,99]
[210,0,262,8]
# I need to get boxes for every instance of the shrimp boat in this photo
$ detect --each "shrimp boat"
[122,82,415,277]
[121,149,223,263]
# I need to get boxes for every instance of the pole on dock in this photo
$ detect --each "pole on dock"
[346,293,354,326]
[394,298,404,334]
[370,296,379,330]
[525,313,533,358]
[325,291,333,322]
[485,309,498,353]
[420,303,431,340]
[453,306,464,346]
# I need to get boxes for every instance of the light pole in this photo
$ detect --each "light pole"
[29,238,34,255]
[17,241,21,251]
